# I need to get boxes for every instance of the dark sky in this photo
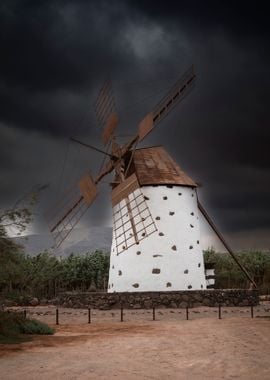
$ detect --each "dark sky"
[1,1,269,249]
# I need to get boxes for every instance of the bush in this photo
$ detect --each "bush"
[0,311,54,344]
[19,318,54,335]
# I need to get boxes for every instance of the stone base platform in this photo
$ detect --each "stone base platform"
[56,289,259,310]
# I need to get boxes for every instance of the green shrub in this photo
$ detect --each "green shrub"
[19,318,54,335]
[0,311,54,344]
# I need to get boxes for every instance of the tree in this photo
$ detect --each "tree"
[0,184,48,238]
[0,185,48,294]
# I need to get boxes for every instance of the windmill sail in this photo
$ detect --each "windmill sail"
[112,186,157,255]
[47,174,97,247]
[94,78,119,146]
[138,65,196,142]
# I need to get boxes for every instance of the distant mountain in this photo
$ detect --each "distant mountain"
[13,227,113,257]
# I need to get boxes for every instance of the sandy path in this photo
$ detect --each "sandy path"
[0,317,270,380]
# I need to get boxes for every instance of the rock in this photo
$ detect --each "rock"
[29,297,39,306]
[51,297,60,305]
[99,304,110,310]
[202,298,211,306]
[179,301,188,308]
[88,284,97,292]
[144,300,152,309]
[4,299,17,307]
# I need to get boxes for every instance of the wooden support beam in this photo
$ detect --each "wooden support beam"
[198,200,257,288]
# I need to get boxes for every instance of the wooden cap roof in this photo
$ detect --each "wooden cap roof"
[133,146,197,187]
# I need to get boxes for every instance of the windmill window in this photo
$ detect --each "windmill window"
[136,251,141,255]
[189,245,193,249]
[198,263,201,267]
[153,254,163,257]
[178,193,182,196]
[197,240,200,244]
[190,224,194,228]
[132,283,139,288]
[159,232,164,236]
[112,265,114,269]
[192,194,194,197]
[144,196,150,200]
[190,212,194,216]
[111,283,114,288]
[152,268,161,274]
[201,284,203,289]
[156,216,161,220]
[118,270,122,276]
[166,282,172,287]
[169,211,175,216]
[163,196,168,200]
[184,269,188,274]
[171,245,177,251]
[188,285,192,289]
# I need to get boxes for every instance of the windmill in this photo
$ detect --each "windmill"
[47,66,256,292]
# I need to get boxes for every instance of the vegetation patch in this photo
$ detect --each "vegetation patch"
[204,249,270,292]
[0,311,54,344]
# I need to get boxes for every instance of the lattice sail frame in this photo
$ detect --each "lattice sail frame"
[94,78,118,146]
[47,174,97,248]
[112,188,157,255]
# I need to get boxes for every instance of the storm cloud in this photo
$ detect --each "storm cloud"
[0,1,269,248]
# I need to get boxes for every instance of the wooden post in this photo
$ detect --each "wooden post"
[218,304,222,319]
[186,306,189,320]
[56,308,59,325]
[23,309,27,319]
[120,307,124,322]
[153,307,156,321]
[88,308,91,324]
[251,304,254,319]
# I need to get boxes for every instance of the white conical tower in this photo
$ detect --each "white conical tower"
[108,146,206,292]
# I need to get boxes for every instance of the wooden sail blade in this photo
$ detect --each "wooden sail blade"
[102,112,119,146]
[138,113,154,144]
[94,78,118,146]
[79,173,98,205]
[111,175,157,255]
[111,173,140,207]
[47,174,98,247]
[138,65,196,142]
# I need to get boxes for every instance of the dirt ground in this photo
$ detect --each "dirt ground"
[1,306,270,380]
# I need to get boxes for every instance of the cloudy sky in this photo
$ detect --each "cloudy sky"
[0,1,269,249]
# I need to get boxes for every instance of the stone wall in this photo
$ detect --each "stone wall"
[55,289,259,310]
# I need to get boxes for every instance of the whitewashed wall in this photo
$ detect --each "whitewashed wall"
[205,268,215,287]
[108,185,206,292]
